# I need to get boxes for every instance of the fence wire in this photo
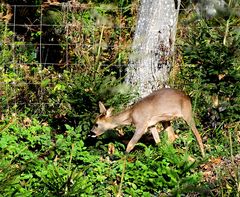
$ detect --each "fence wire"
[0,3,130,115]
[0,3,237,116]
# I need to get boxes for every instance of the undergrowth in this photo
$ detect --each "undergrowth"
[0,1,240,196]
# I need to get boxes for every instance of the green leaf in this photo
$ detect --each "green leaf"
[41,79,50,87]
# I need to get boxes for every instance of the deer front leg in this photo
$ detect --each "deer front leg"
[126,126,147,153]
[150,126,160,144]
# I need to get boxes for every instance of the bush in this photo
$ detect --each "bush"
[177,18,240,130]
[0,117,203,196]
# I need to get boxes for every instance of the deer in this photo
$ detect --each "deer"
[90,88,205,157]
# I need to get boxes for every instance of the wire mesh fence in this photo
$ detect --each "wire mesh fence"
[1,1,238,117]
[0,2,134,116]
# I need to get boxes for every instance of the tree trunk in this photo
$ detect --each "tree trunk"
[125,0,180,98]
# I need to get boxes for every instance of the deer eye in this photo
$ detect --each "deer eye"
[94,123,98,127]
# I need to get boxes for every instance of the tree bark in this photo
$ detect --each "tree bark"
[125,0,180,98]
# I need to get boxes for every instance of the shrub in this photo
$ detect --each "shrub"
[177,18,240,130]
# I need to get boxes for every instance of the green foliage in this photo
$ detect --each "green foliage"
[121,145,202,196]
[0,154,24,195]
[0,118,203,196]
[177,16,240,128]
[80,0,133,7]
[0,1,239,196]
[0,23,14,66]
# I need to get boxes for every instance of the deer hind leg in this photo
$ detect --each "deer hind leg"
[186,118,205,157]
[162,121,177,143]
[126,125,147,153]
[182,106,205,157]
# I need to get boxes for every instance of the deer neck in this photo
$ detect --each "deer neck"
[111,108,132,126]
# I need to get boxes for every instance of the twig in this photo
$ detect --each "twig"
[116,156,127,197]
[223,0,233,46]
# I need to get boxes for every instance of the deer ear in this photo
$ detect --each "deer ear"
[99,101,107,114]
[106,107,113,117]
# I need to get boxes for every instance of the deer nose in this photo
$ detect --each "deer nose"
[88,128,97,138]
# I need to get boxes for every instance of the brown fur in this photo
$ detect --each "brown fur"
[91,88,205,157]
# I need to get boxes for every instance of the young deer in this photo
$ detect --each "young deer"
[91,88,205,157]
